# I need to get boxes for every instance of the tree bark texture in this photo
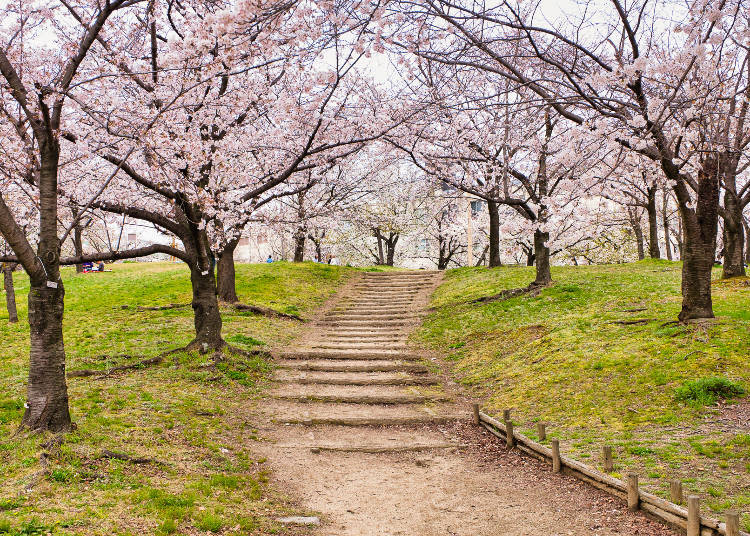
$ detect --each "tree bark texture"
[217,239,239,303]
[189,266,224,351]
[662,189,673,261]
[628,207,646,260]
[721,190,746,278]
[3,263,18,323]
[646,186,661,259]
[487,200,502,267]
[674,157,720,321]
[533,229,552,286]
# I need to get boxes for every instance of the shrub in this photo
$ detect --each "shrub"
[675,377,745,406]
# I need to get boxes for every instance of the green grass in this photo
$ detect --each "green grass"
[0,261,354,535]
[418,259,750,521]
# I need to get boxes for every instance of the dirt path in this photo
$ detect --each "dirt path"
[256,271,676,536]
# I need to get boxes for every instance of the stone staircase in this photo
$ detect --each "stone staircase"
[269,270,466,450]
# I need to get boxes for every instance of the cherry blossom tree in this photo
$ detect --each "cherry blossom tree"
[0,0,162,431]
[385,0,749,320]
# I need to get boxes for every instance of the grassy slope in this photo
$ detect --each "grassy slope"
[418,260,750,527]
[0,261,354,536]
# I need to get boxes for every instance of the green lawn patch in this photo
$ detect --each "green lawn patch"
[0,261,354,534]
[418,261,749,524]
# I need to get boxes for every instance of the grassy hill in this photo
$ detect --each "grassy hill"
[0,261,354,535]
[418,260,750,528]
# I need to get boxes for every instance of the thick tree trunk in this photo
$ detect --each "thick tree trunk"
[189,267,224,351]
[744,218,750,266]
[524,246,535,267]
[628,207,645,260]
[647,186,661,258]
[385,234,398,266]
[217,240,239,303]
[22,284,72,431]
[662,190,673,261]
[375,232,385,265]
[293,228,306,262]
[487,200,502,267]
[73,224,84,273]
[673,157,720,321]
[20,144,72,432]
[533,229,552,286]
[721,193,746,278]
[3,263,18,323]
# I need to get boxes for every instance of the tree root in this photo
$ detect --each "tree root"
[68,341,268,379]
[229,302,303,321]
[99,449,164,466]
[68,346,187,378]
[134,303,190,311]
[472,283,545,304]
[611,319,653,325]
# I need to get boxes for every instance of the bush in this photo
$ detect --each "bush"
[675,377,745,406]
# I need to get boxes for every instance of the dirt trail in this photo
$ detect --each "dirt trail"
[255,271,676,536]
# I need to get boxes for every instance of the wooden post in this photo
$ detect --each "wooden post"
[687,495,700,536]
[505,418,515,448]
[670,480,683,505]
[536,422,546,441]
[627,474,639,511]
[602,446,613,472]
[472,403,480,425]
[725,511,740,536]
[551,439,561,473]
[503,408,511,421]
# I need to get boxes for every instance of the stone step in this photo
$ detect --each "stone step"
[280,414,463,427]
[276,349,424,360]
[321,320,413,328]
[321,333,407,340]
[324,315,417,322]
[309,343,411,351]
[272,393,445,405]
[271,384,448,405]
[276,360,430,373]
[275,372,440,386]
[333,308,414,315]
[271,401,464,427]
[274,443,464,453]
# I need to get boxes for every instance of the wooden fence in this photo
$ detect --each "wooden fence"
[473,405,748,536]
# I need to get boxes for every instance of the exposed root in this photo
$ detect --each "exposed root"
[472,283,545,304]
[225,344,269,358]
[622,307,648,312]
[229,302,304,321]
[99,449,164,466]
[135,303,190,311]
[68,346,187,378]
[611,319,654,325]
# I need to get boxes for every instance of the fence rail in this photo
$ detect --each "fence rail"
[474,406,747,536]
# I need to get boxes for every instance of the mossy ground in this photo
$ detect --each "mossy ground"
[0,261,354,535]
[417,259,750,528]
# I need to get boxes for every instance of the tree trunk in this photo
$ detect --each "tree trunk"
[293,228,306,262]
[720,192,746,278]
[385,234,398,266]
[475,245,488,267]
[744,218,750,266]
[628,207,646,260]
[524,245,535,266]
[21,143,72,432]
[217,239,239,303]
[647,186,661,258]
[22,284,72,431]
[673,157,720,321]
[3,263,18,323]
[662,189,673,261]
[375,231,385,265]
[533,229,552,286]
[189,266,224,351]
[73,224,84,273]
[487,200,502,267]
